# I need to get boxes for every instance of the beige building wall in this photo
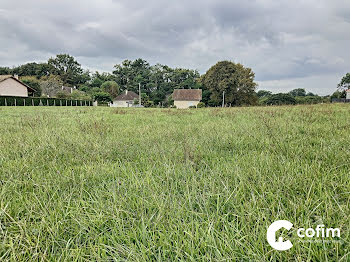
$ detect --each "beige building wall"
[110,100,133,107]
[174,100,200,109]
[0,78,28,97]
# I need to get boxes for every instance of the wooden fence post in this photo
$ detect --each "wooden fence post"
[14,99,16,106]
[5,98,7,106]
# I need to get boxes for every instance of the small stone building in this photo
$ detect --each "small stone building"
[173,89,202,109]
[110,90,139,107]
[0,75,35,97]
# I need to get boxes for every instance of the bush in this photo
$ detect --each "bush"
[93,92,112,103]
[295,96,324,104]
[197,102,205,108]
[21,76,42,97]
[0,96,92,106]
[264,93,296,105]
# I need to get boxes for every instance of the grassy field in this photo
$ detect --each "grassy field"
[0,104,349,261]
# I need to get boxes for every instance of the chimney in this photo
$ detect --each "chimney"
[14,74,19,80]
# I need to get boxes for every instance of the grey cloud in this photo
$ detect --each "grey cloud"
[0,0,350,94]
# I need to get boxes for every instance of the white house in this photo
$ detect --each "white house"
[0,75,35,97]
[173,89,202,109]
[110,90,139,107]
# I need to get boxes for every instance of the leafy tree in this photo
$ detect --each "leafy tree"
[0,67,12,75]
[289,88,306,97]
[331,90,346,99]
[201,89,212,105]
[200,61,258,106]
[264,93,296,105]
[79,85,93,94]
[134,93,154,107]
[77,70,91,86]
[12,63,53,78]
[257,90,272,97]
[113,59,151,94]
[89,72,114,87]
[21,76,42,97]
[338,73,350,91]
[93,92,112,103]
[169,68,201,90]
[48,54,84,85]
[101,81,120,99]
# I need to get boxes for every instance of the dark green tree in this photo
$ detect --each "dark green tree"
[338,73,350,90]
[289,88,306,97]
[113,59,151,93]
[89,72,115,87]
[331,90,346,99]
[265,93,296,105]
[21,76,42,96]
[93,91,112,103]
[101,81,120,99]
[0,67,12,75]
[257,90,272,97]
[200,61,258,106]
[12,62,53,78]
[48,54,84,85]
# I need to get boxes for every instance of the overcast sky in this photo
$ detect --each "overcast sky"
[1,0,349,95]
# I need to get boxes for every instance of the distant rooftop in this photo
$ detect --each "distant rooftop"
[0,75,36,92]
[114,90,139,101]
[173,89,202,101]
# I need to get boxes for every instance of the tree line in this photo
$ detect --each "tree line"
[1,54,348,107]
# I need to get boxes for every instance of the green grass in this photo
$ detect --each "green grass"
[0,104,349,261]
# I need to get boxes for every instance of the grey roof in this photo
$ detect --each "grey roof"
[114,90,139,101]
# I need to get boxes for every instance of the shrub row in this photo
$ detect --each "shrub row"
[0,96,92,106]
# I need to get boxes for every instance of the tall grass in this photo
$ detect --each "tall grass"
[0,104,349,261]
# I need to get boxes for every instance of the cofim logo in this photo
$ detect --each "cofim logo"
[267,220,341,251]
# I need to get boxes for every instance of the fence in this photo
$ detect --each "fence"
[331,98,350,103]
[0,96,92,107]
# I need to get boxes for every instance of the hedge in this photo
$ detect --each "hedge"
[0,96,93,107]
